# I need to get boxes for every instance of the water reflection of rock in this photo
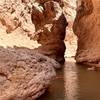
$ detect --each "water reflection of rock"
[64,58,79,100]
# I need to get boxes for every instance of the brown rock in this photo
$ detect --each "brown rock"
[0,0,67,99]
[0,0,68,64]
[31,1,68,63]
[0,0,35,33]
[73,0,100,67]
[0,47,59,100]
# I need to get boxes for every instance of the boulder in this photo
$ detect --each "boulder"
[0,0,67,99]
[0,47,59,100]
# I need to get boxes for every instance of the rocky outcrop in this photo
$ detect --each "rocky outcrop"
[73,0,100,67]
[0,0,67,99]
[31,0,68,63]
[0,0,35,33]
[0,47,61,100]
[0,0,67,64]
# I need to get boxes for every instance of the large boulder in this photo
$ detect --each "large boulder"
[0,47,60,100]
[0,0,66,99]
[73,0,100,67]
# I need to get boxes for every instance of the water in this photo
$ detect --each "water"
[38,58,100,100]
[37,68,64,100]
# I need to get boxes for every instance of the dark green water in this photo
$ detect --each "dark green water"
[38,58,100,100]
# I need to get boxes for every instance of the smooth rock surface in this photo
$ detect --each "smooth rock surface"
[31,0,68,63]
[73,0,100,67]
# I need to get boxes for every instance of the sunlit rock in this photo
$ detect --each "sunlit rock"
[0,0,67,64]
[0,47,59,100]
[73,0,100,67]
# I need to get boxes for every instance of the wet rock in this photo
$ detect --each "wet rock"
[73,0,100,67]
[0,47,59,100]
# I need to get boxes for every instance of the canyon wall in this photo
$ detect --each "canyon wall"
[73,0,100,67]
[0,0,67,63]
[31,0,68,63]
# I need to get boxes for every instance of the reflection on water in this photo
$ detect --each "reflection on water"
[38,58,100,100]
[78,63,100,100]
[64,58,79,100]
[65,58,100,100]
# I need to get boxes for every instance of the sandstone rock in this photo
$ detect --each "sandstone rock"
[0,47,59,100]
[63,0,77,22]
[0,0,67,64]
[63,0,77,54]
[0,0,35,33]
[0,0,67,99]
[73,0,100,67]
[31,1,68,63]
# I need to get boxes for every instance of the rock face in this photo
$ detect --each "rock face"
[73,0,100,67]
[0,0,67,64]
[31,0,68,63]
[0,0,67,99]
[63,0,77,58]
[0,47,60,100]
[0,0,35,33]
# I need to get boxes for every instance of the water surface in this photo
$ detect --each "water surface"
[38,58,100,100]
[37,68,64,100]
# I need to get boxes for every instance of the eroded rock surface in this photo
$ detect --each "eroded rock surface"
[31,0,68,63]
[63,0,77,58]
[73,0,100,67]
[0,0,67,100]
[0,0,67,63]
[0,0,67,99]
[0,0,35,33]
[0,47,60,100]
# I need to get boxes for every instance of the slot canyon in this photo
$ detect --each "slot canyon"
[0,0,100,100]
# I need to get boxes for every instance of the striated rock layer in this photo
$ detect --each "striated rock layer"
[0,47,61,100]
[73,0,100,67]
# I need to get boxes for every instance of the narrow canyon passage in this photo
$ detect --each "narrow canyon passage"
[0,0,100,100]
